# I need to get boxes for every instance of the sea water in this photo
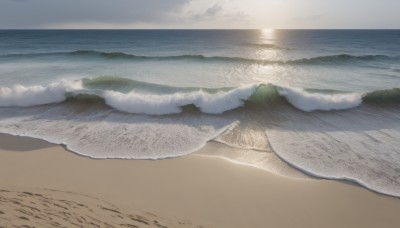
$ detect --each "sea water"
[0,29,399,196]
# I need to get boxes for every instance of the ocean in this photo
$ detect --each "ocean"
[0,29,399,196]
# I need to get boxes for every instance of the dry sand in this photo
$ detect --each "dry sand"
[1,133,400,228]
[0,186,198,228]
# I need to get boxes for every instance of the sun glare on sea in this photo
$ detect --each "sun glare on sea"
[259,28,276,42]
[260,28,275,37]
[261,28,274,33]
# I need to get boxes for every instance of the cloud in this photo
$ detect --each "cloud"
[191,3,223,20]
[0,0,191,28]
[185,2,249,22]
[0,0,252,28]
[203,3,223,17]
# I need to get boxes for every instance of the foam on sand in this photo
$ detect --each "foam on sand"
[266,104,400,197]
[0,103,237,159]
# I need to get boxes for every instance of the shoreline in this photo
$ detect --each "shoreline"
[1,133,400,227]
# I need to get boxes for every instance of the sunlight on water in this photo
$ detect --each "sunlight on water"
[253,29,283,61]
[260,29,276,41]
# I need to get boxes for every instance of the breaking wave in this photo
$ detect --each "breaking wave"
[0,77,399,197]
[0,77,398,114]
[0,80,83,107]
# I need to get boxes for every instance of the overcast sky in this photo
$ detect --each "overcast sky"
[1,0,399,29]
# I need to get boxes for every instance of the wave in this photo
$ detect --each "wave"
[104,84,257,115]
[0,77,398,114]
[363,87,400,103]
[1,78,400,197]
[278,87,363,112]
[0,80,83,107]
[391,67,400,73]
[1,50,399,66]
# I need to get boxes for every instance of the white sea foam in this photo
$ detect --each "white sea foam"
[1,78,400,197]
[278,86,363,111]
[0,80,375,114]
[0,80,82,107]
[266,105,400,197]
[0,104,237,159]
[103,84,257,115]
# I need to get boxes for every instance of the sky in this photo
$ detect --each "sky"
[0,0,399,29]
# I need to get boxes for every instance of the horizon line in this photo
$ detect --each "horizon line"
[0,28,399,30]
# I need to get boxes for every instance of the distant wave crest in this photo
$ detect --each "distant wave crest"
[1,50,399,66]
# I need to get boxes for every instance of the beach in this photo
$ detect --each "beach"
[1,133,400,228]
[0,29,400,228]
